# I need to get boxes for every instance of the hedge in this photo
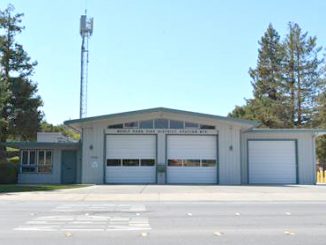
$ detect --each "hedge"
[0,163,18,184]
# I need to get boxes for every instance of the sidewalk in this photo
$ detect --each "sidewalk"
[1,185,326,202]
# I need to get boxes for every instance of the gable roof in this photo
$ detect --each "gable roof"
[247,128,326,136]
[64,107,260,129]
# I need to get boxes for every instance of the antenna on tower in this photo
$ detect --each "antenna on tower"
[79,10,93,118]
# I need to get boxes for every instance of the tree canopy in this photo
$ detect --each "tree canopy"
[229,22,326,166]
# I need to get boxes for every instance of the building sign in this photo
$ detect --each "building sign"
[106,129,218,135]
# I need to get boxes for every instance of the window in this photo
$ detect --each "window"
[185,122,199,128]
[169,120,184,129]
[168,159,183,167]
[140,120,154,129]
[21,150,53,173]
[200,125,215,130]
[38,150,52,173]
[141,159,155,166]
[122,159,139,166]
[22,151,28,165]
[124,121,138,128]
[38,151,45,165]
[154,119,168,129]
[29,151,36,165]
[201,159,217,167]
[183,159,200,167]
[107,159,121,166]
[108,124,123,129]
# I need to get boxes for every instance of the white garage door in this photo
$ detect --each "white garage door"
[167,135,217,184]
[106,135,156,183]
[248,140,297,184]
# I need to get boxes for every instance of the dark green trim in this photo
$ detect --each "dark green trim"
[216,135,219,185]
[104,133,158,184]
[2,142,80,149]
[103,129,106,184]
[247,129,326,134]
[64,107,260,127]
[80,128,84,183]
[246,139,298,184]
[165,134,219,185]
[155,134,158,184]
[295,140,299,184]
[61,150,78,184]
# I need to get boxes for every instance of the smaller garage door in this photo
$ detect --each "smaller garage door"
[167,135,217,184]
[106,135,156,183]
[248,140,297,184]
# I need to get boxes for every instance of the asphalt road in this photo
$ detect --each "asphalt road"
[0,200,326,245]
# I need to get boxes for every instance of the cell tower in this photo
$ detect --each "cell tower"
[79,11,94,118]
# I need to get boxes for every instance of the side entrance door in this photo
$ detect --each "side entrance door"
[61,150,77,184]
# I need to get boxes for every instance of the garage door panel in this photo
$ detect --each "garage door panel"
[167,136,216,159]
[167,135,217,184]
[107,135,156,159]
[106,135,156,184]
[106,167,155,183]
[167,167,217,184]
[248,140,296,184]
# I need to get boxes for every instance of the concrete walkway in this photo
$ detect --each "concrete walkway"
[1,185,326,202]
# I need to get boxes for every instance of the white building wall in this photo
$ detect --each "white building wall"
[218,124,241,185]
[241,132,316,185]
[81,126,105,184]
[79,111,246,185]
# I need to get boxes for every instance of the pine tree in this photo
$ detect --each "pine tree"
[314,67,326,167]
[284,23,323,127]
[230,24,289,128]
[0,5,43,161]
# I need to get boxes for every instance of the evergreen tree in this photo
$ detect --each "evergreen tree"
[0,5,43,161]
[230,24,289,128]
[283,22,323,127]
[313,66,326,167]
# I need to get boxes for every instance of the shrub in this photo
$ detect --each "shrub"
[0,163,18,184]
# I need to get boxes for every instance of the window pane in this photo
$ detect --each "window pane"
[140,120,154,129]
[108,124,123,129]
[154,119,168,129]
[183,159,200,167]
[22,151,28,165]
[22,166,36,173]
[200,125,215,129]
[169,120,184,129]
[107,159,121,166]
[38,165,52,173]
[202,159,217,167]
[122,159,139,166]
[124,121,138,128]
[141,159,155,166]
[38,151,45,165]
[45,151,52,165]
[168,159,183,167]
[185,122,198,128]
[29,151,36,165]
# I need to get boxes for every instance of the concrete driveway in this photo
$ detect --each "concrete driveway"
[1,185,326,202]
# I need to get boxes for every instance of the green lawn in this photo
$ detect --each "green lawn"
[0,184,90,193]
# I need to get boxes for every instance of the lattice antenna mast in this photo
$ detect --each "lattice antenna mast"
[79,10,93,118]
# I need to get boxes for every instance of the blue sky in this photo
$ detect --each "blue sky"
[1,0,325,124]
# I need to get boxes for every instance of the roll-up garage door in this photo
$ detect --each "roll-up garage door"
[106,135,156,183]
[167,135,217,184]
[248,140,297,184]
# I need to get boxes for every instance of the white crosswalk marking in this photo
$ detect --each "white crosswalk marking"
[14,204,151,232]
